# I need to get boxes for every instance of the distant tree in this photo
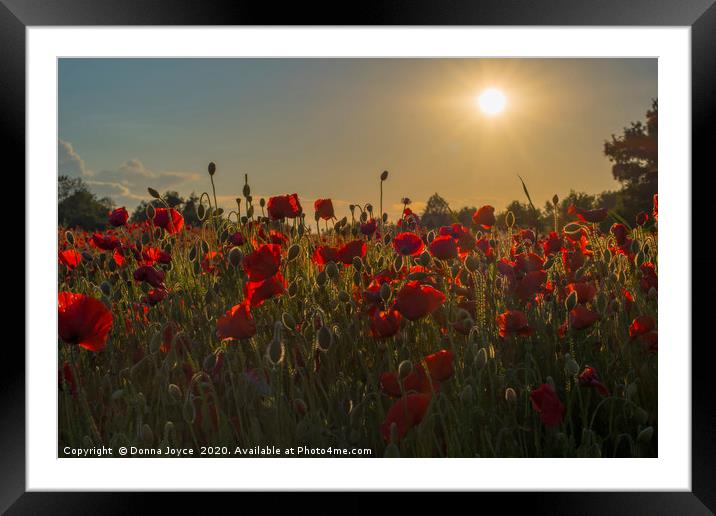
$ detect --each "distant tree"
[181,192,202,227]
[420,193,453,229]
[58,175,114,230]
[456,206,477,228]
[497,200,541,230]
[604,99,657,220]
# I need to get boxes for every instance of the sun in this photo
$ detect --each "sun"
[476,88,507,116]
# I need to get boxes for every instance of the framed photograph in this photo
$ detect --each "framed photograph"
[6,0,713,512]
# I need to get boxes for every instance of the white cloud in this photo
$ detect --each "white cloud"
[58,139,91,177]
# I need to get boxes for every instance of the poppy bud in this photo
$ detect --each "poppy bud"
[384,234,391,245]
[228,247,243,268]
[65,231,75,244]
[148,187,161,199]
[546,376,556,390]
[243,182,251,197]
[398,360,413,380]
[637,426,654,444]
[141,424,154,446]
[316,271,327,286]
[383,443,400,457]
[317,326,333,351]
[100,281,111,297]
[208,162,216,176]
[552,194,559,206]
[267,337,285,366]
[352,256,363,271]
[564,354,580,376]
[288,281,298,297]
[168,384,182,403]
[203,353,216,373]
[326,261,339,280]
[565,290,578,311]
[183,399,196,424]
[287,244,300,261]
[164,421,175,443]
[465,255,480,272]
[379,282,391,301]
[338,291,350,304]
[389,422,399,444]
[505,387,517,404]
[281,312,297,331]
[247,205,254,218]
[648,287,657,299]
[475,347,488,369]
[505,211,515,228]
[461,384,475,404]
[418,251,431,267]
[352,270,362,287]
[634,407,649,425]
[393,254,403,272]
[380,170,389,181]
[111,389,124,401]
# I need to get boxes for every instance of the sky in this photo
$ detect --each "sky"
[58,58,656,220]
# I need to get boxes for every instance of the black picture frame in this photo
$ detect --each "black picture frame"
[5,1,714,513]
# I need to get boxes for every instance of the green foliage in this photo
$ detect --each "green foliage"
[58,175,114,230]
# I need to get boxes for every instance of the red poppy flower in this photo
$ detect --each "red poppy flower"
[514,270,547,303]
[379,393,432,443]
[393,232,425,256]
[244,272,286,307]
[142,246,172,266]
[360,219,378,236]
[59,249,82,270]
[429,235,458,260]
[108,206,129,227]
[636,211,649,226]
[514,252,544,274]
[216,301,257,341]
[629,315,655,338]
[530,384,565,427]
[423,349,454,381]
[476,237,494,260]
[91,232,121,251]
[562,247,586,273]
[337,240,367,265]
[267,193,302,220]
[314,198,335,220]
[639,262,658,293]
[154,208,184,234]
[243,244,282,281]
[393,281,446,321]
[312,246,339,267]
[565,282,596,304]
[610,223,629,247]
[543,231,563,255]
[496,310,533,337]
[144,288,167,306]
[568,205,608,223]
[228,231,245,246]
[569,305,600,330]
[58,361,77,396]
[58,292,113,352]
[369,308,402,338]
[639,330,658,354]
[379,367,437,398]
[653,194,658,222]
[472,205,496,229]
[133,265,166,289]
[578,366,609,396]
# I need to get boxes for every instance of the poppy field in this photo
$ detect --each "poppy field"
[58,166,658,458]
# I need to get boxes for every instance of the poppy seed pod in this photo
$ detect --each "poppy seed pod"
[208,162,216,176]
[380,170,389,181]
[317,325,332,351]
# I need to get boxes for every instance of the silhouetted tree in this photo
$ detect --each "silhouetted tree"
[420,193,453,229]
[58,175,114,230]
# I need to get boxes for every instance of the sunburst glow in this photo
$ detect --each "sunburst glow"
[477,88,507,116]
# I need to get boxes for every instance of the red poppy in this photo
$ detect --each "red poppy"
[639,262,658,293]
[636,211,649,226]
[245,272,286,306]
[568,205,608,223]
[514,252,544,274]
[496,310,533,337]
[393,232,425,256]
[423,349,454,381]
[108,206,129,227]
[393,281,445,321]
[154,208,184,234]
[569,305,600,330]
[639,330,658,354]
[543,231,563,255]
[517,228,536,244]
[472,205,496,229]
[476,237,494,260]
[562,247,586,273]
[429,235,458,260]
[380,367,437,398]
[58,361,77,396]
[360,219,378,236]
[379,393,431,443]
[514,270,547,303]
[314,198,335,220]
[144,288,167,306]
[610,223,629,247]
[133,265,166,289]
[312,246,339,267]
[653,194,658,222]
[243,244,282,281]
[337,240,367,265]
[142,246,171,266]
[216,301,257,341]
[267,193,302,220]
[59,249,81,270]
[58,292,113,352]
[369,308,402,338]
[565,282,597,304]
[228,231,245,246]
[629,315,655,338]
[91,233,121,251]
[530,383,565,427]
[578,366,609,396]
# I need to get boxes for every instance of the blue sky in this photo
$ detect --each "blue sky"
[58,58,656,219]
